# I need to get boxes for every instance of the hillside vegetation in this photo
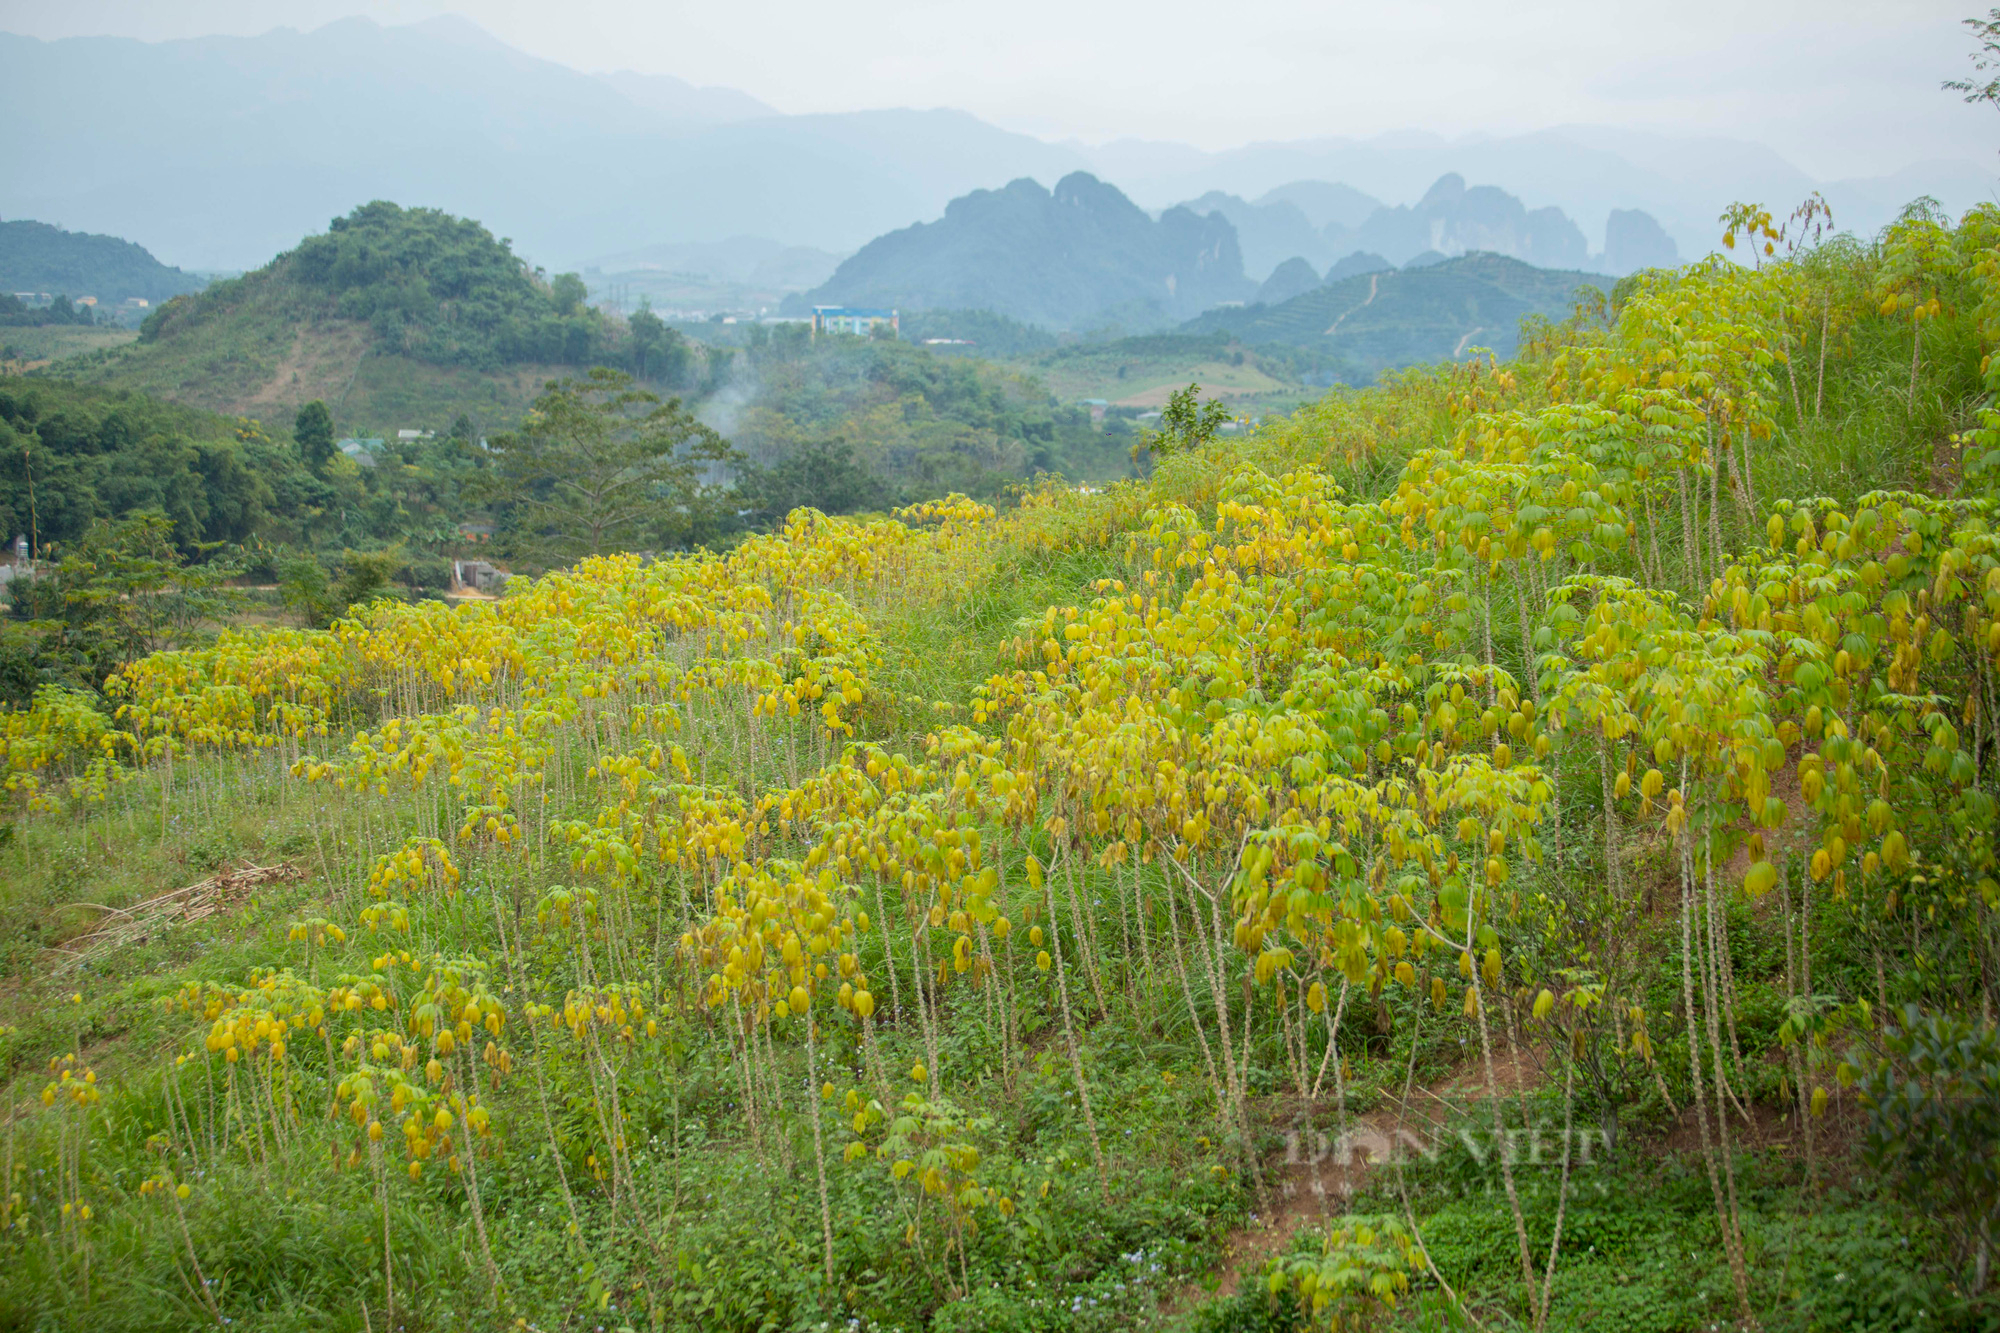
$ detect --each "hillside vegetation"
[0,325,136,373]
[0,381,308,553]
[1185,252,1612,383]
[0,199,1996,1333]
[0,219,208,308]
[722,324,1137,500]
[993,332,1304,417]
[67,203,696,436]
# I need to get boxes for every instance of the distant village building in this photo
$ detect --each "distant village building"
[337,437,384,469]
[396,429,435,442]
[1079,397,1109,424]
[812,306,898,338]
[453,560,509,594]
[0,534,35,589]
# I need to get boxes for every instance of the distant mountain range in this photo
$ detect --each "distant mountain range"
[0,218,207,308]
[1173,174,1678,280]
[795,169,1669,338]
[583,237,840,289]
[1081,132,1993,274]
[0,18,1076,271]
[2,18,1986,276]
[594,71,777,125]
[800,174,1254,331]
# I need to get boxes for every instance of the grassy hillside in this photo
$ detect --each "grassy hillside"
[67,304,565,439]
[1184,251,1607,382]
[63,202,681,437]
[993,333,1304,416]
[0,325,137,372]
[0,204,1994,1333]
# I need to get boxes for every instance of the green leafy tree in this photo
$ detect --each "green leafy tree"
[551,273,588,318]
[1856,1005,2000,1294]
[628,302,689,385]
[1145,382,1231,458]
[738,441,889,521]
[333,549,403,611]
[275,547,403,627]
[275,549,339,628]
[294,400,336,477]
[4,512,243,687]
[480,368,735,562]
[1945,8,2000,119]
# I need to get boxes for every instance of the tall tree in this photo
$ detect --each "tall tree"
[294,399,336,477]
[480,368,735,562]
[551,272,588,317]
[629,301,677,383]
[1945,8,2000,123]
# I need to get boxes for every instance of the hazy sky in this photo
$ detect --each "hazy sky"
[1,0,1988,180]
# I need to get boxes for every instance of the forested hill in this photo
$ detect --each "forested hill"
[0,219,208,306]
[138,201,607,370]
[800,173,1257,332]
[69,202,696,432]
[0,379,323,555]
[1182,250,1605,380]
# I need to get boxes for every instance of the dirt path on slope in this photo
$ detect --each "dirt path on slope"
[1160,1046,1541,1320]
[1324,273,1382,336]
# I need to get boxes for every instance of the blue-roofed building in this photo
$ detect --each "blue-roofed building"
[811,306,898,338]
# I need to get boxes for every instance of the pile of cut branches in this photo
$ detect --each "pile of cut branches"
[49,864,302,973]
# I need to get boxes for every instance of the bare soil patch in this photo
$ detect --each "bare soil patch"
[239,322,371,417]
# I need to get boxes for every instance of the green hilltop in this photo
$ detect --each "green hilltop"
[65,202,693,436]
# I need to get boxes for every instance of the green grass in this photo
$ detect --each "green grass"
[990,337,1309,418]
[0,324,137,370]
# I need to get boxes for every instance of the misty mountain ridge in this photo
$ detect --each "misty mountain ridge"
[2,16,1984,277]
[595,70,778,125]
[798,168,1671,341]
[0,19,1079,270]
[801,173,1255,332]
[1074,128,1994,265]
[1179,174,1677,281]
[1255,181,1382,232]
[583,238,842,289]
